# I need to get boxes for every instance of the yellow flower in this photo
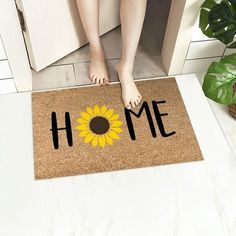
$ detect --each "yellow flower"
[76,105,123,148]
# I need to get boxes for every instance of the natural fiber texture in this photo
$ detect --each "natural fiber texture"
[32,77,203,179]
[229,104,236,119]
[229,84,236,120]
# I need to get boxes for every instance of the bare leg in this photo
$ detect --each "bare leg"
[76,0,109,85]
[117,0,147,109]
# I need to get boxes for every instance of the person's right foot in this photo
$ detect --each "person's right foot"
[89,44,110,85]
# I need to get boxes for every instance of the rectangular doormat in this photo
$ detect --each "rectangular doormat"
[32,77,203,179]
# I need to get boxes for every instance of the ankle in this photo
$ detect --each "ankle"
[117,61,133,75]
[90,41,103,53]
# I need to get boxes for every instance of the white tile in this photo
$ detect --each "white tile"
[0,60,12,79]
[191,19,213,42]
[196,72,236,156]
[0,79,16,94]
[224,47,236,56]
[0,38,7,60]
[186,41,225,60]
[0,75,234,235]
[182,57,221,74]
[32,65,76,91]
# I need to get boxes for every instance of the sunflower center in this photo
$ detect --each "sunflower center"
[89,116,110,135]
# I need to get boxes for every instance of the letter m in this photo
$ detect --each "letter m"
[125,101,156,140]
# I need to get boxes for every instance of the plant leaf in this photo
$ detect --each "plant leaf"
[199,0,217,38]
[203,53,236,105]
[200,0,236,45]
[227,40,236,48]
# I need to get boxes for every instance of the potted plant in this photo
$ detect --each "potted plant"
[199,0,236,119]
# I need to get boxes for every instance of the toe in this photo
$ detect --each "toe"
[97,77,102,85]
[91,74,95,83]
[104,78,109,84]
[125,102,132,110]
[135,99,139,106]
[101,77,106,85]
[95,77,100,85]
[131,100,136,109]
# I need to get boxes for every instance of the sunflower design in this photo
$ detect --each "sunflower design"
[76,105,123,148]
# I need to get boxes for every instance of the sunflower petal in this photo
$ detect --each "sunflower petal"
[111,120,123,127]
[78,131,89,137]
[111,127,123,133]
[108,130,120,140]
[86,107,94,116]
[110,114,119,121]
[98,135,106,148]
[80,111,92,121]
[105,109,114,119]
[77,118,88,124]
[76,124,89,131]
[92,136,98,147]
[105,134,113,145]
[93,105,101,116]
[101,105,107,115]
[85,133,95,143]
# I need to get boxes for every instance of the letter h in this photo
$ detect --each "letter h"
[50,112,73,149]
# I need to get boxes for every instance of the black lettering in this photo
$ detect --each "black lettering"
[50,112,73,149]
[152,101,176,137]
[125,101,157,140]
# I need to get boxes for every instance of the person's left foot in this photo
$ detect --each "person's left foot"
[116,62,142,109]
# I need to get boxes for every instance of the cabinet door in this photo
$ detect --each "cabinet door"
[16,0,120,71]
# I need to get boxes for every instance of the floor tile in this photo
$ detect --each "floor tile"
[53,27,122,66]
[74,55,166,86]
[0,79,16,94]
[134,54,166,79]
[196,73,236,156]
[74,59,119,86]
[0,74,233,236]
[32,65,76,91]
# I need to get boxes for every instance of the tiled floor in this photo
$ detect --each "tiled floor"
[32,0,171,91]
[196,73,236,156]
[1,74,235,235]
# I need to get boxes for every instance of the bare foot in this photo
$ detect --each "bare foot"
[89,44,109,85]
[116,62,142,109]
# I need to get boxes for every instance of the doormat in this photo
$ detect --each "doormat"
[32,77,203,179]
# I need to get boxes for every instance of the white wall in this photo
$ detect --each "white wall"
[182,18,227,74]
[0,35,17,94]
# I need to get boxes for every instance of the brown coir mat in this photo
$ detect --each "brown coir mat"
[32,77,203,179]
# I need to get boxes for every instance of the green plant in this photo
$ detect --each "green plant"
[199,0,236,106]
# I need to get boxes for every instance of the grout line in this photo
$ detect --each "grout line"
[185,56,222,61]
[72,63,77,86]
[0,77,14,80]
[50,57,123,67]
[48,63,74,68]
[0,58,8,62]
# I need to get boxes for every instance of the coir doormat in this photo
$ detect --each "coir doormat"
[32,77,203,179]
